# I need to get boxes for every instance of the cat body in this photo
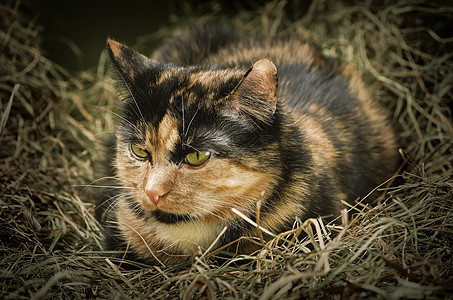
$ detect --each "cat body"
[98,27,398,265]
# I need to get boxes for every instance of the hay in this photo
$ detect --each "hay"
[1,0,452,298]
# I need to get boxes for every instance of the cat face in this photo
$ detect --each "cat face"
[107,39,280,225]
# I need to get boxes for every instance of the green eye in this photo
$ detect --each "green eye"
[185,151,211,167]
[130,144,149,160]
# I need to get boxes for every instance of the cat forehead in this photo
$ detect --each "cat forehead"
[154,67,244,96]
[122,67,244,122]
[120,68,232,142]
[177,69,244,107]
[187,69,244,87]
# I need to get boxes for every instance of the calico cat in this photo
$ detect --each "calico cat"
[97,27,399,266]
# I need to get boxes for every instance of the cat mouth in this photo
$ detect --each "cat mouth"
[151,209,195,224]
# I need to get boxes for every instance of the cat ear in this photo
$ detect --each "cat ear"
[106,38,159,93]
[230,58,278,122]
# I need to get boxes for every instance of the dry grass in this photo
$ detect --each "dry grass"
[1,0,452,299]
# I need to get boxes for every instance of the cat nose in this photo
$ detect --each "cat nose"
[145,187,169,204]
[145,166,176,205]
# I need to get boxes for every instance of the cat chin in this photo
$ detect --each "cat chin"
[151,209,196,224]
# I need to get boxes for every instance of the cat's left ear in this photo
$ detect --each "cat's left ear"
[229,58,278,122]
[106,38,158,90]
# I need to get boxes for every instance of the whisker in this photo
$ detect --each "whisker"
[74,184,134,189]
[185,108,199,136]
[197,197,244,212]
[108,219,165,267]
[116,71,145,120]
[98,195,122,222]
[82,176,132,188]
[181,143,202,153]
[193,206,227,222]
[97,106,140,132]
[100,193,139,223]
[98,192,125,211]
[181,93,185,134]
[75,176,134,193]
[90,176,128,183]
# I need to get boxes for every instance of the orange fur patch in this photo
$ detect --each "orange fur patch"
[156,114,180,163]
[107,38,122,58]
[297,114,339,165]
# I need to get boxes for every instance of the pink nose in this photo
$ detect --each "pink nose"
[145,186,171,204]
[145,189,162,204]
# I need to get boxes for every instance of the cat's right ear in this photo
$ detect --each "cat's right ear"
[228,58,278,124]
[106,38,160,96]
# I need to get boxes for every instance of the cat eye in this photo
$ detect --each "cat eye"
[184,151,211,167]
[130,144,150,161]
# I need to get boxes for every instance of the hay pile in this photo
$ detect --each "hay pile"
[1,0,452,298]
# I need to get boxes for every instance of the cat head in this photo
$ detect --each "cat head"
[106,38,281,224]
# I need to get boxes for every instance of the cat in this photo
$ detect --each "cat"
[96,26,399,266]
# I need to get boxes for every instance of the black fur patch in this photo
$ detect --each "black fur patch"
[151,210,194,224]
